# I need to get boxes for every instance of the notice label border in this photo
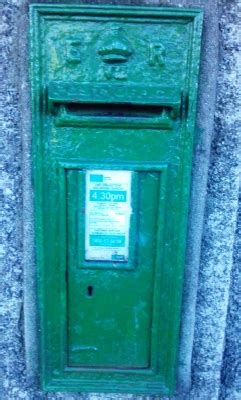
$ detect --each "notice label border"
[85,170,132,262]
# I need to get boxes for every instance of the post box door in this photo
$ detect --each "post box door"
[30,4,203,395]
[67,168,164,369]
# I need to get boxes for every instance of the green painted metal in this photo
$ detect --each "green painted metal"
[30,4,203,395]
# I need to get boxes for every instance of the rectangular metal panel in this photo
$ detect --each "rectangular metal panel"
[67,167,164,369]
[30,4,203,395]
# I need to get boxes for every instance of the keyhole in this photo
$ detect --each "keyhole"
[87,286,93,297]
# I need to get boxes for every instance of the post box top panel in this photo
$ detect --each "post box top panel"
[30,5,203,105]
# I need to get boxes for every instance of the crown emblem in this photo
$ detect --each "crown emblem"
[98,27,133,64]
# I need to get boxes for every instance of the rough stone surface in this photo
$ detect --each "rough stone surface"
[219,4,241,398]
[220,180,241,400]
[190,1,240,398]
[1,0,240,399]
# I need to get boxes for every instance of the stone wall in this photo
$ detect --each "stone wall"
[1,0,240,399]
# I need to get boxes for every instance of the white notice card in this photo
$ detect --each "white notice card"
[85,170,132,262]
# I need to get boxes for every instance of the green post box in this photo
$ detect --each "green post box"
[30,4,203,395]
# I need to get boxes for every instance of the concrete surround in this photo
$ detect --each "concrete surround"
[1,0,240,399]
